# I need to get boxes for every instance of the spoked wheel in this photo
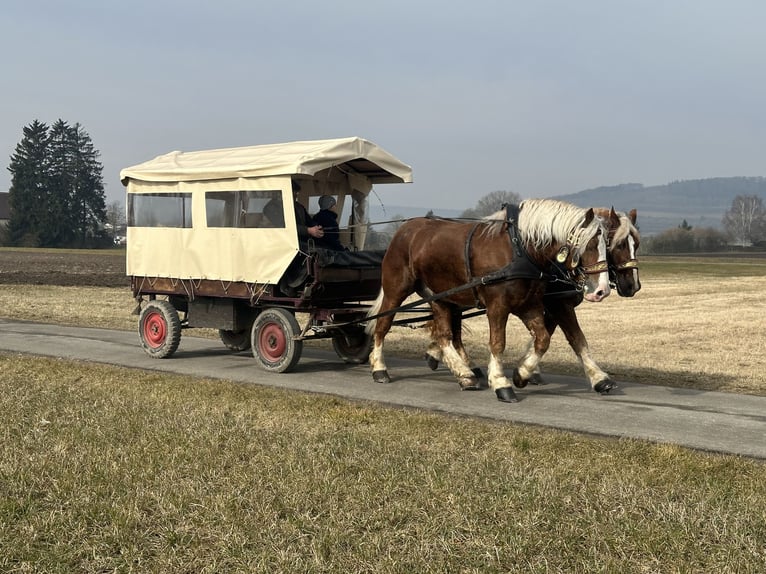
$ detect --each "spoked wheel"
[138,300,181,358]
[251,308,303,373]
[332,325,373,364]
[219,328,252,352]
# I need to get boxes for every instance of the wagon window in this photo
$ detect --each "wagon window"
[205,190,284,228]
[128,193,192,228]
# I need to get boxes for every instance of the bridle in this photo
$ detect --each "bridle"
[556,223,609,288]
[606,227,639,287]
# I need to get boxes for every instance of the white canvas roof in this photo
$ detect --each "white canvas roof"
[120,136,412,185]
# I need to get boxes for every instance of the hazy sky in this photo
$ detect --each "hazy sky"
[2,0,764,211]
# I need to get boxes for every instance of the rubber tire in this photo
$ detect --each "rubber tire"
[219,328,252,352]
[331,326,373,364]
[251,308,303,373]
[139,300,181,359]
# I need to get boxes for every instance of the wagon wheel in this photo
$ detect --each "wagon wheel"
[251,308,303,373]
[138,300,181,359]
[219,328,252,352]
[332,325,373,364]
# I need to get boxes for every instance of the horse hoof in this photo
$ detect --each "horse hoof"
[495,387,519,403]
[471,367,484,379]
[373,370,391,384]
[458,376,482,391]
[594,379,618,394]
[530,373,546,386]
[425,354,440,371]
[512,369,528,389]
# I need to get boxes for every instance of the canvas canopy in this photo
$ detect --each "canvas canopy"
[119,136,412,184]
[121,137,411,285]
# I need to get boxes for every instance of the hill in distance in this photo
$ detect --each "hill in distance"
[551,176,766,235]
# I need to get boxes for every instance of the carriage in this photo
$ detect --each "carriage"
[120,137,412,373]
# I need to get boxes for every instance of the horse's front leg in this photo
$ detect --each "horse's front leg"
[484,306,518,403]
[546,299,618,394]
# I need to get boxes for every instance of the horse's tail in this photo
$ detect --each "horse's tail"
[365,288,385,335]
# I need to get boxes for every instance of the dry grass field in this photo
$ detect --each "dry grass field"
[0,248,764,395]
[2,248,766,572]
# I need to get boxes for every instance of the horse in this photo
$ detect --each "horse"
[424,207,640,393]
[525,207,640,388]
[365,198,610,403]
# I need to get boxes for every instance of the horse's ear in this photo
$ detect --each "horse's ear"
[582,208,594,226]
[609,206,620,224]
[628,208,637,225]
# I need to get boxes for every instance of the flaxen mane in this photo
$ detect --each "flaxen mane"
[609,211,639,251]
[482,199,601,259]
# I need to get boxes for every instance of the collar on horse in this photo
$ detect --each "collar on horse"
[464,204,609,307]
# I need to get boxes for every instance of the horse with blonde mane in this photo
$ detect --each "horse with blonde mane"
[424,207,641,393]
[365,198,610,403]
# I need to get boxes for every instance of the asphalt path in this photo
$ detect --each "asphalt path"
[2,318,764,460]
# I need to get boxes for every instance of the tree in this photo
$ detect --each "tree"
[460,190,522,219]
[722,195,765,247]
[6,120,50,246]
[105,200,126,241]
[6,119,107,248]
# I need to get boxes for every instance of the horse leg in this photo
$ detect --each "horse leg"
[483,306,519,402]
[430,302,480,390]
[368,289,409,384]
[521,302,563,386]
[511,307,552,391]
[545,299,618,394]
[426,307,483,378]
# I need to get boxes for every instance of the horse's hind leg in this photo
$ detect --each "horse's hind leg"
[425,307,484,381]
[510,307,551,391]
[546,299,617,394]
[430,302,480,390]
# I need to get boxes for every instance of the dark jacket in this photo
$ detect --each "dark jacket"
[313,209,346,250]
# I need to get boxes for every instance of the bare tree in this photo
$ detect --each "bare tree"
[722,195,765,247]
[460,190,522,219]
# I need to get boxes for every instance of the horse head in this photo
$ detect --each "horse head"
[518,200,610,302]
[602,207,641,297]
[568,208,611,302]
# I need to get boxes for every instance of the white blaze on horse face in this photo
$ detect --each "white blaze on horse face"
[628,234,639,285]
[583,231,610,302]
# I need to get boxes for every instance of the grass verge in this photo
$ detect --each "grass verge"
[2,354,765,573]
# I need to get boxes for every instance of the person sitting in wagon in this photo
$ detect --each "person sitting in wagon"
[292,180,324,245]
[313,195,347,251]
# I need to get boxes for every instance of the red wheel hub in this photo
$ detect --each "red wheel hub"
[258,323,286,361]
[143,312,167,348]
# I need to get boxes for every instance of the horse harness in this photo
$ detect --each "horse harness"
[463,204,608,307]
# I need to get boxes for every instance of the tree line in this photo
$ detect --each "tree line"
[3,120,764,253]
[3,119,109,248]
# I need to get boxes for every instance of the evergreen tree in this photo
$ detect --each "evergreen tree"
[6,119,107,248]
[7,120,50,246]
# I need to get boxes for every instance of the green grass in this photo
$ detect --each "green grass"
[640,254,766,277]
[2,354,765,573]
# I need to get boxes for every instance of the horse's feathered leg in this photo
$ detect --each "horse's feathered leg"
[430,301,480,390]
[546,299,618,393]
[484,304,518,402]
[513,308,551,390]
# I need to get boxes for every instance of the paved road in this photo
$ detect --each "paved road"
[2,318,764,459]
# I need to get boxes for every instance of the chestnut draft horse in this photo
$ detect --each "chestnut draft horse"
[365,198,610,403]
[527,207,641,388]
[425,207,640,393]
